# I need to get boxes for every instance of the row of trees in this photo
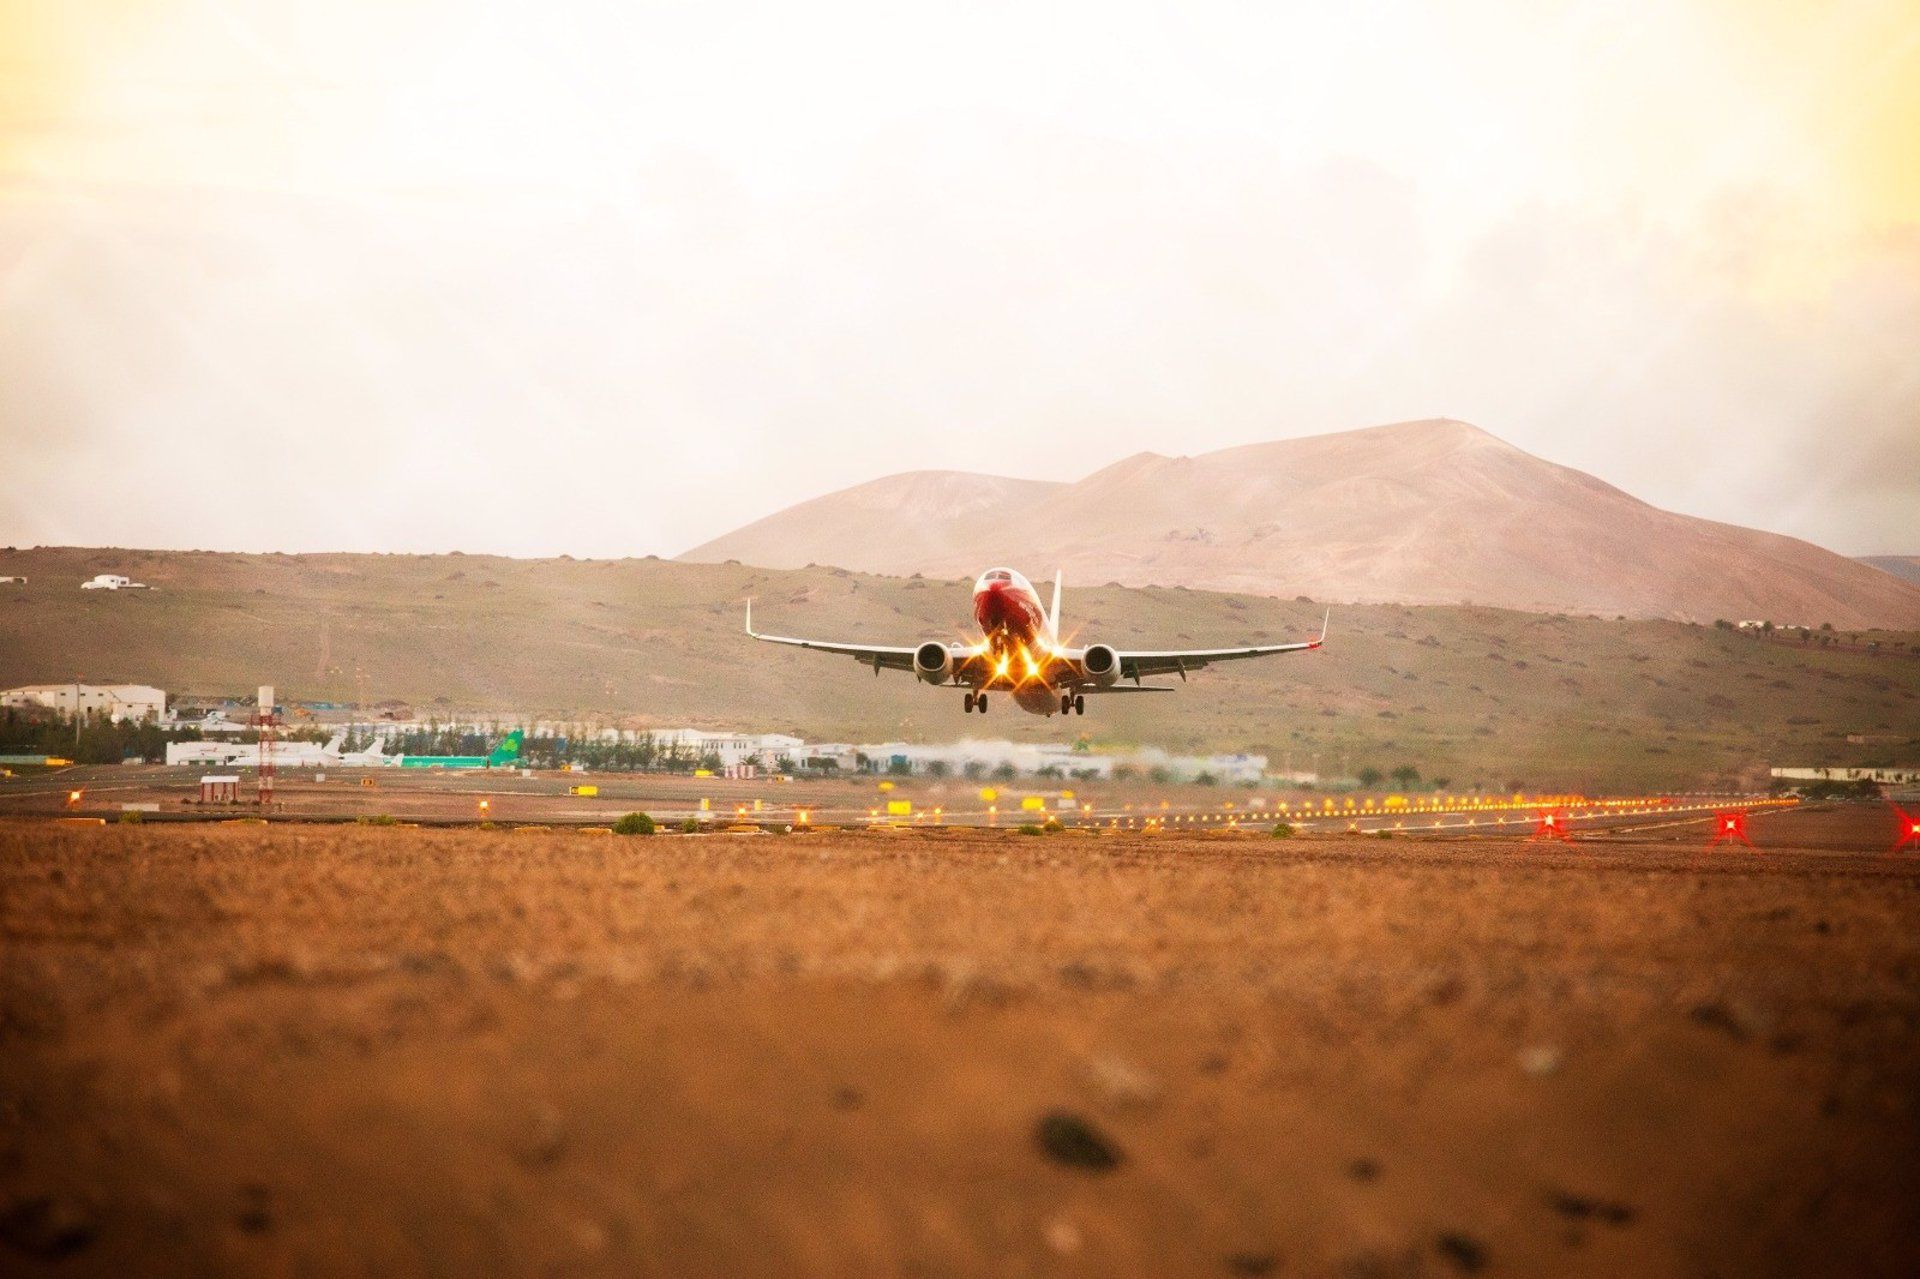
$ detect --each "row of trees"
[0,709,195,765]
[358,725,726,774]
[1353,764,1452,791]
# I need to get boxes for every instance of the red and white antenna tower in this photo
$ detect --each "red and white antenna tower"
[255,683,278,806]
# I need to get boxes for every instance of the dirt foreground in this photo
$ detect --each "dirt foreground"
[3,809,1918,1276]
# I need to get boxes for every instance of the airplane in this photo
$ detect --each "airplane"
[395,729,525,769]
[336,735,397,767]
[746,567,1326,716]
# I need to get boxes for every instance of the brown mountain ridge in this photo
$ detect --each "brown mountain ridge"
[681,419,1920,630]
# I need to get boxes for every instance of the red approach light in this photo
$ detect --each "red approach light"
[1531,809,1572,842]
[1710,809,1755,849]
[1895,805,1920,854]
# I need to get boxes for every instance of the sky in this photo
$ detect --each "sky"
[1,0,1917,557]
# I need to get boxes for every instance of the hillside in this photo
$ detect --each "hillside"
[1859,556,1920,587]
[682,420,1920,630]
[2,547,1915,791]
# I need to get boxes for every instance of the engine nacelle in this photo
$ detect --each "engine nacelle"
[914,641,954,685]
[1081,643,1122,688]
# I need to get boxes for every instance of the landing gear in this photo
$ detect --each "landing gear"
[1060,693,1087,716]
[965,691,988,713]
[1060,693,1072,715]
[1074,694,1085,716]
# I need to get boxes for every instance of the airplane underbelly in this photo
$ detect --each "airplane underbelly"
[1012,683,1059,715]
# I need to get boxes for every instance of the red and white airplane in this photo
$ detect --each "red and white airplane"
[746,567,1326,716]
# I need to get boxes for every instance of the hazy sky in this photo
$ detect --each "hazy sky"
[2,0,1917,556]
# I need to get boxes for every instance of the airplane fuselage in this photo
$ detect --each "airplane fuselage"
[970,567,1071,714]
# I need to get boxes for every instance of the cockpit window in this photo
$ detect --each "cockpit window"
[983,570,1012,582]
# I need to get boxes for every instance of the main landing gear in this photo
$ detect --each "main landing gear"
[964,691,988,713]
[1059,693,1085,716]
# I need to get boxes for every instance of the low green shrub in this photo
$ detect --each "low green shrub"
[612,811,656,836]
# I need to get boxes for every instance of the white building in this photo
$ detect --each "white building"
[0,575,24,585]
[80,574,148,590]
[650,729,804,768]
[3,683,165,723]
[1771,766,1920,785]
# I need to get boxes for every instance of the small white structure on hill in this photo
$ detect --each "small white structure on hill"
[80,574,148,590]
[3,683,165,723]
[0,575,24,585]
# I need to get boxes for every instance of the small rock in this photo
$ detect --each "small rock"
[1548,1191,1635,1225]
[235,1184,272,1234]
[1688,1002,1752,1043]
[0,1195,94,1260]
[1085,1053,1161,1109]
[1346,1157,1381,1183]
[1044,1216,1082,1255]
[1518,1045,1561,1076]
[832,1086,864,1111]
[513,1102,568,1168]
[1435,1232,1487,1272]
[1034,1110,1123,1172]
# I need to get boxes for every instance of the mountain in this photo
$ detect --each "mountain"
[1859,556,1920,587]
[1,548,1915,790]
[682,420,1920,629]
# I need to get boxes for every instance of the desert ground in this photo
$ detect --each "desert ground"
[2,806,1917,1277]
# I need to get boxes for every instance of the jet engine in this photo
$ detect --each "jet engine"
[914,641,954,685]
[1080,643,1122,688]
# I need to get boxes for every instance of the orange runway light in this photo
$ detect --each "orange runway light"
[66,789,83,807]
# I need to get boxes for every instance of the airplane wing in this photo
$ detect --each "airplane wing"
[745,600,975,674]
[1105,609,1329,682]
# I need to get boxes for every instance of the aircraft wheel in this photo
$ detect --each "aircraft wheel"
[964,692,976,713]
[978,694,988,713]
[1060,694,1072,715]
[1074,695,1085,715]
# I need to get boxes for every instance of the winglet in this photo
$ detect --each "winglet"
[1316,607,1330,647]
[1047,570,1063,638]
[745,597,755,637]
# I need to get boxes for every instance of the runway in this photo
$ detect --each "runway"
[0,763,1822,846]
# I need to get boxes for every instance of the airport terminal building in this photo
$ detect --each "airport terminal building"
[2,683,165,723]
